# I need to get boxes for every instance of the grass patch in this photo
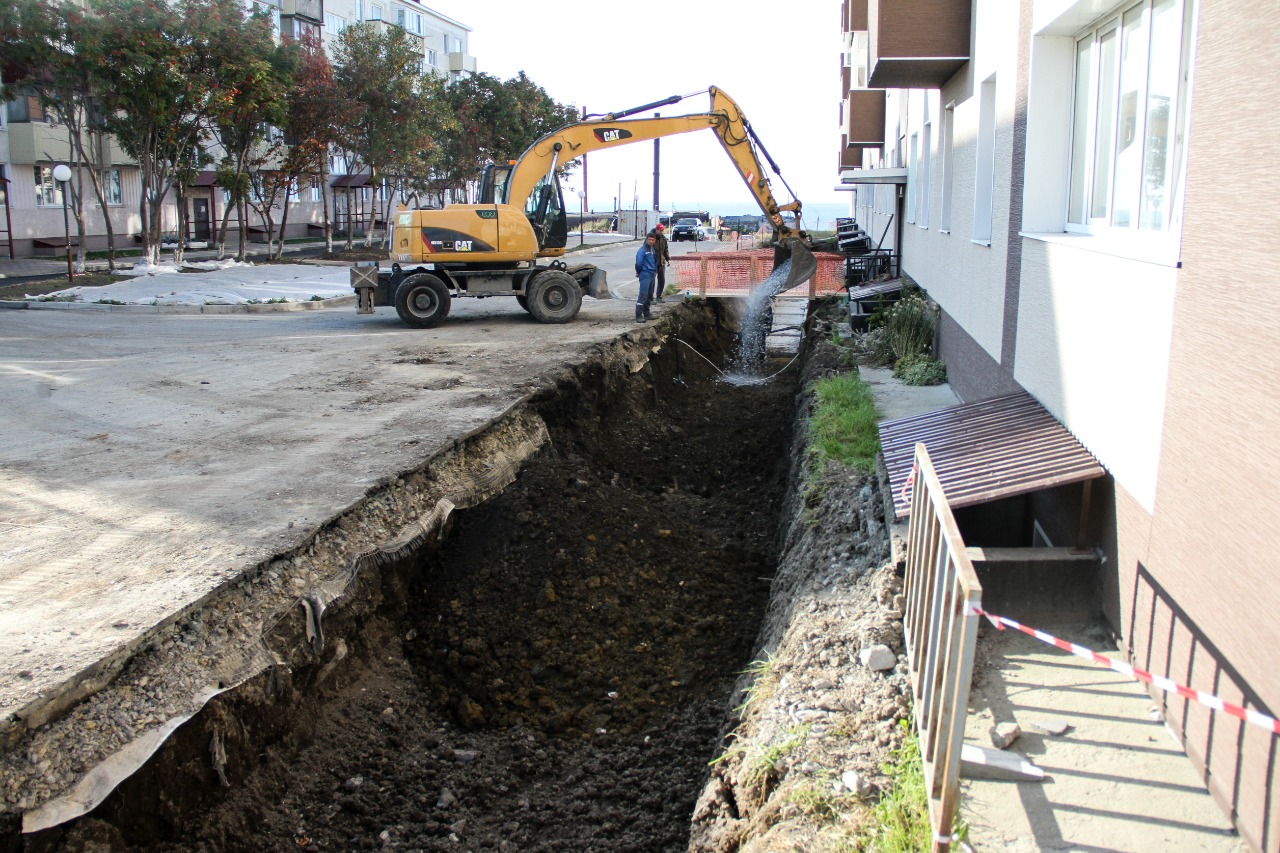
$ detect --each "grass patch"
[809,373,881,475]
[736,651,781,714]
[864,721,932,853]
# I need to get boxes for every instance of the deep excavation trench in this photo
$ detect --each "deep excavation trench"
[16,301,822,852]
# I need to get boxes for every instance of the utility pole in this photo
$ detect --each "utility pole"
[581,106,588,216]
[652,112,660,215]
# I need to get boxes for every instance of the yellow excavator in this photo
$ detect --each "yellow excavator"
[355,86,818,327]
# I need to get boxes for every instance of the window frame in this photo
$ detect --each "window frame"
[1064,0,1194,236]
[34,166,63,207]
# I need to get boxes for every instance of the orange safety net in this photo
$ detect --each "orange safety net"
[668,250,845,298]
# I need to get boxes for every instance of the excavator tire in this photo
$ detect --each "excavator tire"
[394,273,451,328]
[525,270,582,324]
[515,295,530,313]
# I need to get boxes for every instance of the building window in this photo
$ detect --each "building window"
[34,166,64,206]
[919,120,931,228]
[1067,0,1191,233]
[311,177,322,202]
[972,75,996,244]
[324,12,345,33]
[940,103,954,232]
[105,168,122,205]
[354,0,363,20]
[397,8,422,34]
[906,132,918,224]
[426,48,437,66]
[369,5,381,19]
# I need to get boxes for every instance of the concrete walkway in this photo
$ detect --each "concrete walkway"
[861,369,1243,851]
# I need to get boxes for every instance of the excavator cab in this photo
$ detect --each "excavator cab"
[477,163,512,205]
[525,173,568,250]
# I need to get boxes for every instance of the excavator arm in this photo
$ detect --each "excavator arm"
[505,87,816,289]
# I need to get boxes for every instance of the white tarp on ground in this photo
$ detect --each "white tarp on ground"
[31,263,353,306]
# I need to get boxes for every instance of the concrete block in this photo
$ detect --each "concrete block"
[859,644,896,671]
[960,744,1044,782]
[990,722,1021,749]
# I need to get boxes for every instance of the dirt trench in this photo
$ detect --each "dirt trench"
[11,302,807,852]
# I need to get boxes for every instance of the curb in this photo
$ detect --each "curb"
[19,295,357,315]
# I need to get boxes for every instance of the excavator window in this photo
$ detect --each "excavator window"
[478,164,512,205]
[525,174,568,250]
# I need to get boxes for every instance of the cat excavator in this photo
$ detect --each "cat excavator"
[354,86,818,327]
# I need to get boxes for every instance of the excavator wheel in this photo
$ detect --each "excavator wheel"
[394,273,451,328]
[525,270,582,324]
[515,294,530,312]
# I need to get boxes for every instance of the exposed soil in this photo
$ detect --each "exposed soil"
[13,299,912,853]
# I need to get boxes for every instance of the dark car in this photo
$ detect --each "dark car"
[671,217,705,242]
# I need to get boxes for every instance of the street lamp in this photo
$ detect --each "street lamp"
[577,190,585,247]
[52,164,73,284]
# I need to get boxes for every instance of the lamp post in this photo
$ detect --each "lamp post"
[52,164,73,284]
[577,190,585,247]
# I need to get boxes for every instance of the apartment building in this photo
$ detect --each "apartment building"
[0,0,476,257]
[837,1,1280,848]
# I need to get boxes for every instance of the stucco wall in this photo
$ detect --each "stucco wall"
[1014,240,1175,513]
[901,0,1019,366]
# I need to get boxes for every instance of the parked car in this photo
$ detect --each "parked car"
[671,217,705,242]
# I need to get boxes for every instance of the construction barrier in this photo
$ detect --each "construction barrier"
[903,444,982,853]
[966,604,1280,737]
[668,250,845,299]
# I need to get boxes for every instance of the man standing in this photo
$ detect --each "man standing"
[634,233,658,322]
[648,223,670,302]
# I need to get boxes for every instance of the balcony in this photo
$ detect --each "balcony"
[282,0,322,24]
[844,0,867,32]
[867,0,970,88]
[839,134,864,170]
[447,51,476,74]
[6,123,71,165]
[844,89,886,147]
[370,19,423,42]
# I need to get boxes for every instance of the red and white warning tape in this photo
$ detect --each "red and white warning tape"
[900,462,917,508]
[962,601,1280,737]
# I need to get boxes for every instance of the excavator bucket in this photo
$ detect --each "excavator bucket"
[776,237,819,294]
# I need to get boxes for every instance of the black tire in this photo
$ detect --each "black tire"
[394,273,450,328]
[525,270,582,324]
[515,294,530,312]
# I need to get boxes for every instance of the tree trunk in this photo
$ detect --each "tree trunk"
[275,184,291,261]
[237,195,248,262]
[321,166,332,255]
[344,186,354,251]
[173,183,187,265]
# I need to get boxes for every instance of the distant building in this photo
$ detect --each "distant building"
[0,1,477,257]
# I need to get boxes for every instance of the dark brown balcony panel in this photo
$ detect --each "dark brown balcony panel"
[867,0,970,88]
[845,89,886,146]
[841,64,852,95]
[846,0,868,31]
[839,144,864,170]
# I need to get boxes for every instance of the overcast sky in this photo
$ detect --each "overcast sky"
[423,1,849,218]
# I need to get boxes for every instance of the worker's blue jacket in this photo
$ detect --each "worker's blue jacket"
[635,243,657,282]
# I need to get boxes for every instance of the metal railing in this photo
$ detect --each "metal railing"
[902,442,983,853]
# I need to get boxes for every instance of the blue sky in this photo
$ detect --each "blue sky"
[424,1,851,220]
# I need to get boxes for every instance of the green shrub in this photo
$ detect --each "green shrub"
[884,294,937,361]
[892,354,947,386]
